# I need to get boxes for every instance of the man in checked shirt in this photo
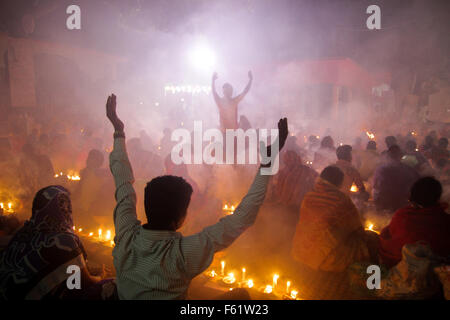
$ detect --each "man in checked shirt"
[105,94,288,299]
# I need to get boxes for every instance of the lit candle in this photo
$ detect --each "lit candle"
[221,261,225,276]
[264,285,273,294]
[8,202,12,210]
[286,281,291,294]
[242,268,246,282]
[290,290,298,299]
[88,232,93,237]
[106,230,111,240]
[273,274,279,288]
[78,228,82,232]
[0,203,3,209]
[98,228,102,240]
[247,279,254,288]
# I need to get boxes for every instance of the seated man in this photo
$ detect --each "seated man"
[333,145,367,197]
[291,166,378,299]
[105,94,288,300]
[379,177,450,268]
[358,141,380,181]
[373,145,419,212]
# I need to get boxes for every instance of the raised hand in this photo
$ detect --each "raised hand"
[261,118,288,168]
[106,94,124,132]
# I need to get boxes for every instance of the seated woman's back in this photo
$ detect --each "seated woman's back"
[0,186,88,300]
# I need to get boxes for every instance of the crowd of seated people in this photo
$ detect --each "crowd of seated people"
[0,94,449,300]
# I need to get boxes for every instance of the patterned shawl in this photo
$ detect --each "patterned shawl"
[0,186,86,300]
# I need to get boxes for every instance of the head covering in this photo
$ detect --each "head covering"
[0,186,86,300]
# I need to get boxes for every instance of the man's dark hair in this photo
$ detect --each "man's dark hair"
[387,145,403,161]
[320,166,344,188]
[336,145,352,162]
[321,136,334,149]
[144,175,193,230]
[438,137,448,149]
[385,136,397,149]
[366,141,377,151]
[410,176,442,207]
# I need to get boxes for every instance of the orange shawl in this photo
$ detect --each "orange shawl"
[291,178,370,272]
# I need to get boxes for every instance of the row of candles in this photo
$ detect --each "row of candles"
[0,202,15,215]
[72,225,115,247]
[206,261,299,300]
[54,171,81,181]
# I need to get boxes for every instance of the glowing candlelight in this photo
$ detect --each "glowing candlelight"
[350,183,358,193]
[221,261,225,276]
[365,222,380,234]
[290,290,298,299]
[0,203,3,209]
[72,226,76,231]
[264,285,273,294]
[242,268,246,282]
[98,228,102,240]
[105,230,111,240]
[223,273,236,284]
[273,274,279,288]
[247,279,254,288]
[286,281,291,294]
[7,202,12,210]
[366,131,375,140]
[78,228,82,232]
[89,232,93,237]
[207,270,217,278]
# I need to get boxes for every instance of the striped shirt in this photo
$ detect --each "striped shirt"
[109,136,270,299]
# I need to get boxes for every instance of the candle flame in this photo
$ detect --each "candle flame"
[264,285,273,294]
[290,290,298,299]
[223,273,236,284]
[247,279,254,288]
[366,131,375,140]
[350,183,358,193]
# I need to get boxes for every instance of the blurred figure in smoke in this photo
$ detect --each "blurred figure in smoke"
[159,128,174,159]
[139,129,156,152]
[19,143,55,198]
[127,137,163,180]
[430,137,449,168]
[264,150,318,255]
[358,141,380,181]
[313,136,336,172]
[74,149,114,224]
[212,71,252,131]
[402,140,430,173]
[420,135,435,156]
[381,136,398,155]
[238,115,252,131]
[334,145,366,198]
[373,145,419,212]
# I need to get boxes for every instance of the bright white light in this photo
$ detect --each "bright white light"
[188,43,216,72]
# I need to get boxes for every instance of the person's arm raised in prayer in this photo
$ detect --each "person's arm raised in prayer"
[234,71,253,103]
[106,94,140,244]
[180,118,288,278]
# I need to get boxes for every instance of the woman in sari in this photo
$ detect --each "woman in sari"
[0,185,115,300]
[291,166,378,299]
